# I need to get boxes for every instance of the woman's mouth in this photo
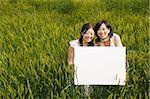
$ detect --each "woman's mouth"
[86,37,92,42]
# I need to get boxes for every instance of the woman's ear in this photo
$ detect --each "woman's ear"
[81,29,86,35]
[107,25,112,33]
[108,28,110,33]
[81,32,85,36]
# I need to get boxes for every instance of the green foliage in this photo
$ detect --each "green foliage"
[0,0,149,98]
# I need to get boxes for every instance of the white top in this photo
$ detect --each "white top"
[69,39,80,47]
[110,33,122,46]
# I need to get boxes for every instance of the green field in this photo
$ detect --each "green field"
[0,0,149,98]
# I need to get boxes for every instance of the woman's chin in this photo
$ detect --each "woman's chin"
[100,36,107,39]
[86,40,92,43]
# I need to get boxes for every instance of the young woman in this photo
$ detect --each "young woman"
[95,20,122,47]
[68,23,95,65]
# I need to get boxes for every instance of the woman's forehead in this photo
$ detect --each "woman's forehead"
[86,28,94,32]
[98,23,107,30]
[100,23,107,28]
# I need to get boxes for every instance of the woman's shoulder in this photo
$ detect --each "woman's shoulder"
[112,33,121,40]
[111,33,122,46]
[69,39,80,47]
[69,39,79,44]
[113,33,120,37]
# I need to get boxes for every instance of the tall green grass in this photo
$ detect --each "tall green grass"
[0,0,149,98]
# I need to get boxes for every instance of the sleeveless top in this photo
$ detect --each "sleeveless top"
[69,39,80,47]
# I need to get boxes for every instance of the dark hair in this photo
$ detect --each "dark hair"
[79,23,95,46]
[95,20,113,42]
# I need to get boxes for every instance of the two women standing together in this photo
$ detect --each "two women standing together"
[68,20,123,65]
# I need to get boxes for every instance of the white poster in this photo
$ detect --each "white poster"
[74,47,126,85]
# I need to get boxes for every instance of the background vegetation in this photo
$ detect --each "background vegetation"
[0,0,149,98]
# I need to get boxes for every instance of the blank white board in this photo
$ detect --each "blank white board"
[74,47,126,85]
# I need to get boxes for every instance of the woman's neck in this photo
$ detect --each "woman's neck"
[100,36,110,42]
[96,36,110,46]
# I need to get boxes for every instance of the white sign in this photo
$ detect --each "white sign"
[74,47,126,85]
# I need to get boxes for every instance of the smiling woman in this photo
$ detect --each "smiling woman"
[95,20,122,47]
[68,23,95,65]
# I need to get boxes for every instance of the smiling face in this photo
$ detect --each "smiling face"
[97,23,110,39]
[82,28,95,43]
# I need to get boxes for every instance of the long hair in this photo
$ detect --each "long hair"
[95,20,113,42]
[79,23,95,46]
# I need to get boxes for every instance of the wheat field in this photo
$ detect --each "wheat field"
[0,0,149,98]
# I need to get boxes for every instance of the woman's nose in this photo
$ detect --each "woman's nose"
[87,34,92,37]
[99,30,104,34]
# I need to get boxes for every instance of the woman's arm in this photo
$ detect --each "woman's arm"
[68,46,74,65]
[114,34,123,47]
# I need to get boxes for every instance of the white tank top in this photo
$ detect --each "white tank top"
[69,39,80,47]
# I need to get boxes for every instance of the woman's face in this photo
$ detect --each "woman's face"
[97,23,110,39]
[82,28,95,43]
